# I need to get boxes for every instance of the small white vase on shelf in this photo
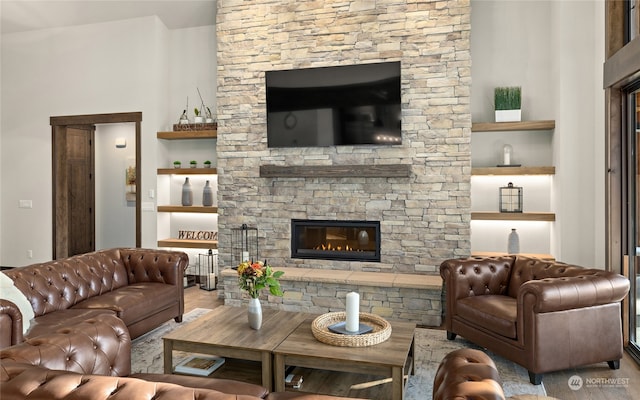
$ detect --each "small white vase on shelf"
[247,298,262,330]
[508,228,520,254]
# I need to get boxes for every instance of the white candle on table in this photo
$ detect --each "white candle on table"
[242,251,249,262]
[208,273,216,288]
[345,292,360,332]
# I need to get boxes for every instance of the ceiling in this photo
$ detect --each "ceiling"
[0,0,217,34]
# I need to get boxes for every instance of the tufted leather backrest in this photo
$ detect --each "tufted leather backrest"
[119,248,187,285]
[0,362,260,400]
[0,314,131,377]
[4,249,129,317]
[440,256,514,300]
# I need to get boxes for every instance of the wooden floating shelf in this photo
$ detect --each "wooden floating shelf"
[471,212,556,221]
[472,251,555,261]
[471,166,555,175]
[157,206,218,213]
[471,120,555,132]
[157,130,217,139]
[158,168,217,175]
[260,164,411,178]
[158,239,218,249]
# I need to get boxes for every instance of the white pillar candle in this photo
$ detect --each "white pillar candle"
[183,277,188,287]
[208,273,216,288]
[345,291,360,332]
[242,251,249,262]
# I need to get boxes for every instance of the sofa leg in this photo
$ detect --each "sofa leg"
[174,315,183,323]
[446,331,457,340]
[607,360,620,370]
[528,371,543,385]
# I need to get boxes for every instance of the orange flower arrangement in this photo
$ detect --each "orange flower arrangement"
[237,260,284,299]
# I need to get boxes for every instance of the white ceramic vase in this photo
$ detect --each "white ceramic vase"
[247,298,262,330]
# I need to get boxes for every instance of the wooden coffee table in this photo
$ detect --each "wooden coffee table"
[163,305,309,391]
[273,316,416,400]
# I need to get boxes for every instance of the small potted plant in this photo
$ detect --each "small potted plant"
[173,160,181,169]
[204,160,212,168]
[494,86,522,122]
[205,107,215,124]
[190,160,197,168]
[194,108,204,123]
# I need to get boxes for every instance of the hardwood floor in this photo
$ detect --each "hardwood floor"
[183,286,640,399]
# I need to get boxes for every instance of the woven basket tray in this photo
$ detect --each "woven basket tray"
[311,312,392,347]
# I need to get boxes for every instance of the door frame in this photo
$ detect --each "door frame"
[50,112,142,259]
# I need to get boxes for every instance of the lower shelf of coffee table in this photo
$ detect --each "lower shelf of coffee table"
[172,355,407,399]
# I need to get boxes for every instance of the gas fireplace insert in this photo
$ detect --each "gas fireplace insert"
[291,219,381,262]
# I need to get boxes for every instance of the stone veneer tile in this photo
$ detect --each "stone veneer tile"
[216,0,470,325]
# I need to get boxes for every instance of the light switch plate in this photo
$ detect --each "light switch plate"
[19,200,32,209]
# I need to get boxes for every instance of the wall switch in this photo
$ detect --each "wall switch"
[27,250,33,259]
[19,200,33,208]
[149,189,155,199]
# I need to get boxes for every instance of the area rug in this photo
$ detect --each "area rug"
[131,309,546,399]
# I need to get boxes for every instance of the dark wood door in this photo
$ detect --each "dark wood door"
[66,126,95,255]
[52,125,95,258]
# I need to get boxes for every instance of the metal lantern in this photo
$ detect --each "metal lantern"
[499,182,523,213]
[198,249,218,291]
[231,224,258,267]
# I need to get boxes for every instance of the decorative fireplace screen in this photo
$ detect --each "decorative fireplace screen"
[291,219,381,262]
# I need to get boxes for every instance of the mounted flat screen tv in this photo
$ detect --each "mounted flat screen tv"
[266,61,401,148]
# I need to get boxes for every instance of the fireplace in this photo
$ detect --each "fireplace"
[291,220,381,262]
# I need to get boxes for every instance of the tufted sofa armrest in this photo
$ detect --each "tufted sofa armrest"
[518,271,629,313]
[0,314,130,377]
[0,362,262,400]
[432,348,505,400]
[0,300,23,348]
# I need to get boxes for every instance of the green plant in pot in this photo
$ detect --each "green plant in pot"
[494,86,522,122]
[194,108,204,123]
[204,160,212,168]
[173,160,181,169]
[190,160,197,168]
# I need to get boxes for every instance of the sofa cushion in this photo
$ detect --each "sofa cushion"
[457,295,517,339]
[71,282,177,326]
[25,309,116,339]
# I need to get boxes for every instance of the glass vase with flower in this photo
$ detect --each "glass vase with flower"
[237,260,284,329]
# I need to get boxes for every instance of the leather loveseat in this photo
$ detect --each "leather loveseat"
[0,247,188,345]
[440,255,629,385]
[0,315,360,400]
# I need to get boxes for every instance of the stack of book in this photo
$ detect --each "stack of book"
[174,355,225,376]
[285,373,304,389]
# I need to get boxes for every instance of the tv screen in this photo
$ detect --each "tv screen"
[266,61,401,148]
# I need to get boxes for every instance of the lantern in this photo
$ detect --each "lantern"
[499,182,523,213]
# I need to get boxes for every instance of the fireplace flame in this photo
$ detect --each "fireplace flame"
[315,242,356,252]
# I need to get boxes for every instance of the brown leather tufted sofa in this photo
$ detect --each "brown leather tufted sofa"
[0,248,188,344]
[0,311,363,400]
[440,255,630,385]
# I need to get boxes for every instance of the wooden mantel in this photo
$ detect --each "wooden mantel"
[259,164,412,178]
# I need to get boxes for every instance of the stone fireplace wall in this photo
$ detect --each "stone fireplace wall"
[216,0,471,274]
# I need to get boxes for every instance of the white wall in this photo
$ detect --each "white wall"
[470,0,605,267]
[0,16,170,266]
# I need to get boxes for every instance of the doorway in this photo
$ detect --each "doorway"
[51,112,142,259]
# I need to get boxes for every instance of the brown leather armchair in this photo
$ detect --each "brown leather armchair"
[440,255,629,385]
